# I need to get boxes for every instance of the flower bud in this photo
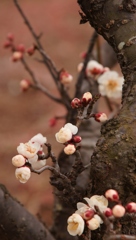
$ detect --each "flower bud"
[86,218,100,230]
[15,166,31,183]
[73,135,82,143]
[3,40,11,48]
[26,45,36,56]
[67,213,85,236]
[16,44,25,53]
[64,144,76,155]
[12,155,26,167]
[94,112,108,123]
[126,202,136,213]
[104,208,112,217]
[105,189,119,202]
[81,92,92,106]
[83,209,95,220]
[80,51,87,59]
[60,70,73,84]
[112,205,125,218]
[12,51,23,62]
[86,60,104,77]
[71,98,81,108]
[20,79,30,91]
[7,33,14,41]
[55,127,72,143]
[49,118,57,127]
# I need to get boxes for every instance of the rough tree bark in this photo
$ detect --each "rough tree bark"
[77,0,136,238]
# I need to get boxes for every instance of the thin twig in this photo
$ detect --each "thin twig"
[75,31,98,98]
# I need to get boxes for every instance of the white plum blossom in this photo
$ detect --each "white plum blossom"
[86,60,104,77]
[30,133,47,145]
[28,154,38,164]
[31,159,46,170]
[84,195,108,212]
[55,127,72,143]
[64,123,78,135]
[17,141,40,159]
[15,166,31,183]
[67,213,85,236]
[97,71,124,98]
[55,123,78,144]
[12,154,26,167]
[64,144,76,155]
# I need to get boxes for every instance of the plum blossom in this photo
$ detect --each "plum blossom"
[87,216,101,230]
[55,123,78,144]
[84,195,108,212]
[60,70,73,84]
[30,133,47,145]
[15,166,31,183]
[67,213,85,236]
[17,141,40,159]
[97,71,124,98]
[31,159,46,170]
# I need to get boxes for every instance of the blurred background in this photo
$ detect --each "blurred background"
[0,0,95,226]
[0,0,122,227]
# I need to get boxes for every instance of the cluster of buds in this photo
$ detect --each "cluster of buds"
[55,123,81,155]
[59,69,73,85]
[3,33,36,62]
[71,92,108,123]
[67,189,136,237]
[71,92,92,109]
[12,133,47,183]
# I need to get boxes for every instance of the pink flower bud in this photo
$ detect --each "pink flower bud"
[20,79,30,91]
[94,113,108,123]
[80,51,87,59]
[105,189,119,202]
[60,70,73,84]
[12,51,23,62]
[16,44,25,53]
[104,208,112,217]
[73,135,82,143]
[3,40,11,48]
[126,202,136,213]
[71,98,81,108]
[7,33,14,41]
[112,205,125,218]
[83,209,95,220]
[64,144,76,155]
[86,60,104,77]
[49,118,57,127]
[26,45,36,56]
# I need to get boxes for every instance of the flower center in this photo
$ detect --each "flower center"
[68,222,79,231]
[25,144,36,154]
[107,80,118,90]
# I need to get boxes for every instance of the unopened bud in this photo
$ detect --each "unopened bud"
[60,70,73,84]
[126,202,136,213]
[83,209,95,220]
[104,208,112,217]
[87,218,100,230]
[12,51,23,62]
[26,45,36,56]
[80,51,87,59]
[73,135,82,143]
[49,118,57,127]
[81,92,92,106]
[112,205,125,218]
[12,154,26,167]
[3,40,11,48]
[94,112,108,123]
[64,144,76,155]
[105,189,119,202]
[71,98,81,108]
[7,33,14,41]
[16,44,25,53]
[20,79,30,91]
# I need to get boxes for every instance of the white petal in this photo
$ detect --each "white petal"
[31,159,46,170]
[30,133,47,145]
[64,123,78,135]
